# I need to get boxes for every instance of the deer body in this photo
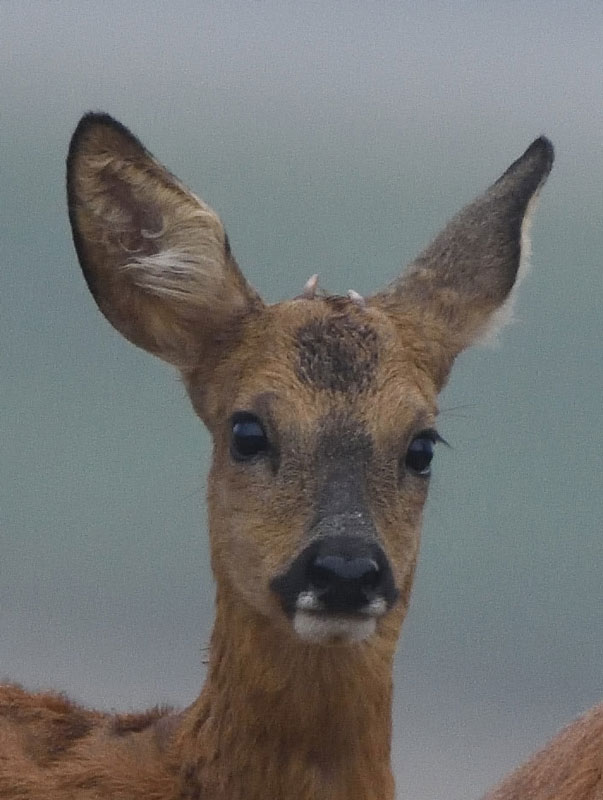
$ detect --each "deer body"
[482,702,603,800]
[3,114,589,800]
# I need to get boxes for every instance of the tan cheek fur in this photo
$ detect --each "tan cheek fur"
[190,303,438,633]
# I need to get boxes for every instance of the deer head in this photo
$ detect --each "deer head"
[67,114,553,649]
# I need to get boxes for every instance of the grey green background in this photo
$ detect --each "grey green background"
[1,3,601,798]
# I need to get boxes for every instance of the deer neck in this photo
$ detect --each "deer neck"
[175,585,400,800]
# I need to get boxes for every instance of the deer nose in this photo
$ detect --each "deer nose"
[270,534,398,617]
[307,554,380,613]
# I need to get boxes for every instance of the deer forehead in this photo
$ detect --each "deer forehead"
[193,297,438,443]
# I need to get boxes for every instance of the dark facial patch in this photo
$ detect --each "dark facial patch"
[310,415,379,542]
[295,313,379,392]
[270,415,399,614]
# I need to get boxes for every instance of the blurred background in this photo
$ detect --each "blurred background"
[1,2,601,798]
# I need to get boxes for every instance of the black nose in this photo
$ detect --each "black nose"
[271,535,398,616]
[307,554,380,612]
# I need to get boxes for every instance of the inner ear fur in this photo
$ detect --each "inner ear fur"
[371,137,554,385]
[67,112,262,367]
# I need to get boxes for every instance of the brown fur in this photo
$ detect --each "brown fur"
[1,114,582,800]
[0,685,97,765]
[295,313,380,391]
[482,703,603,800]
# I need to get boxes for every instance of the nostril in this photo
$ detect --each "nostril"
[307,557,335,591]
[308,555,380,592]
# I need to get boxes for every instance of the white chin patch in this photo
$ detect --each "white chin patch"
[293,611,377,644]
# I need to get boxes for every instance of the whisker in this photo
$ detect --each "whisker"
[438,402,481,421]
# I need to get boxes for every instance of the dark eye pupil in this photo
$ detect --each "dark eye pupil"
[405,435,435,476]
[231,414,268,460]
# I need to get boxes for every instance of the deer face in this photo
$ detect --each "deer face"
[185,298,440,643]
[67,113,552,646]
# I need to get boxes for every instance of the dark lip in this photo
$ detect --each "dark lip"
[295,609,375,619]
[271,578,399,619]
[292,594,392,622]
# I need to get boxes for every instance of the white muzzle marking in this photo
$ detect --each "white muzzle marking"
[293,610,377,643]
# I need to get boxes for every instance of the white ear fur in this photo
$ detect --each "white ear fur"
[473,188,541,346]
[67,113,262,366]
[371,137,554,357]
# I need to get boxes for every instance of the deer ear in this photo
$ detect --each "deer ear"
[67,113,263,367]
[371,137,554,382]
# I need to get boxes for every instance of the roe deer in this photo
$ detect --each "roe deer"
[0,113,562,800]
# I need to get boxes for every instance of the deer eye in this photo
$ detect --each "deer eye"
[404,430,438,477]
[230,413,269,461]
